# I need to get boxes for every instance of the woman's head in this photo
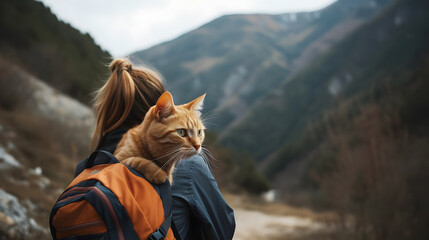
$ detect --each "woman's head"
[91,58,165,150]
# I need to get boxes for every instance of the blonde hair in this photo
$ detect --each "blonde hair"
[91,58,165,150]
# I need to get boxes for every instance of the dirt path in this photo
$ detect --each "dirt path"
[233,208,325,240]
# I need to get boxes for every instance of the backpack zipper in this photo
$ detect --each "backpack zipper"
[55,220,104,232]
[59,186,93,200]
[57,193,86,204]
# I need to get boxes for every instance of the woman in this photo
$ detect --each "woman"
[75,59,235,240]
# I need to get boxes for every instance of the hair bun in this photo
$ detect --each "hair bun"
[109,59,132,73]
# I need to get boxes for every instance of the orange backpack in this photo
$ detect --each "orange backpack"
[49,150,177,240]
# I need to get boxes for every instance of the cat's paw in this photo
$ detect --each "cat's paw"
[146,169,168,184]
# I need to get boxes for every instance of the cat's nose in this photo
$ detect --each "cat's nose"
[194,144,201,151]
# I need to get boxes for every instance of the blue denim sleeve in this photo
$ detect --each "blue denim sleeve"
[172,155,235,240]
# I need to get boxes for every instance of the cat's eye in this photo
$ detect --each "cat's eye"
[177,129,187,137]
[198,129,203,136]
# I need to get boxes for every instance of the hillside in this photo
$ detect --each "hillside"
[222,0,429,170]
[0,59,94,239]
[132,0,393,130]
[219,0,429,237]
[0,1,110,238]
[0,0,110,103]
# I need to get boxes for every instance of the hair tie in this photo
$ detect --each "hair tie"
[109,59,133,73]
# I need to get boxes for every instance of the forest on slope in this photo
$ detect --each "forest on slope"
[0,0,110,103]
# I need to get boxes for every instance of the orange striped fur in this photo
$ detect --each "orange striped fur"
[114,92,206,184]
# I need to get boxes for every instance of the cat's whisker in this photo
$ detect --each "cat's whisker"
[154,151,180,175]
[200,147,218,169]
[159,147,196,173]
[153,151,183,177]
[201,110,219,120]
[155,147,186,168]
[201,152,217,170]
[204,153,218,169]
[201,147,218,162]
[201,111,220,127]
[202,119,219,127]
[152,148,183,161]
[159,149,185,170]
[201,116,219,124]
[203,122,219,128]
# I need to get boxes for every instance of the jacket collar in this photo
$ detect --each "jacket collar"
[97,128,128,153]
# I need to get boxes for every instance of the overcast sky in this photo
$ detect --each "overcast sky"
[39,0,336,57]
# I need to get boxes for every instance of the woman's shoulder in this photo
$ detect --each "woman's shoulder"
[177,155,205,166]
[173,155,216,188]
[176,155,212,175]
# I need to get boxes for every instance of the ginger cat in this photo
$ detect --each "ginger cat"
[114,91,206,184]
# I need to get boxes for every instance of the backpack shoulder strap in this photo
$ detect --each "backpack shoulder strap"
[148,179,179,240]
[86,150,119,168]
[75,150,120,177]
[170,219,181,240]
[124,164,180,240]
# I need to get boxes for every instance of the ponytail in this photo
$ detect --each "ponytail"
[91,59,165,151]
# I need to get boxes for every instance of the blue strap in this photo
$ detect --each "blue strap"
[147,179,175,240]
[87,183,139,240]
[148,213,173,240]
[86,150,119,169]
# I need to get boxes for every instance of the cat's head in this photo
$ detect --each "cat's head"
[143,91,206,162]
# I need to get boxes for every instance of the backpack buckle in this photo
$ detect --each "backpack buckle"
[148,227,165,240]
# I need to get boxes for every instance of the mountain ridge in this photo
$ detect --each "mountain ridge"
[131,0,393,131]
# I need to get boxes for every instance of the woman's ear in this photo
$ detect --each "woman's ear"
[155,91,175,119]
[186,93,206,114]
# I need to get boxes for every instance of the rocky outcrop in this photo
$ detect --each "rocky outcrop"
[0,60,95,239]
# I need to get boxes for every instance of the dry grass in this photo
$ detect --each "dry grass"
[182,57,224,75]
[0,59,94,239]
[318,104,429,240]
[0,108,89,230]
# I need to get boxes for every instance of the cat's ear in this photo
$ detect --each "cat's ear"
[186,93,206,115]
[155,91,175,119]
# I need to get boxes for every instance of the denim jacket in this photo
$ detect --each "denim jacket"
[172,156,235,240]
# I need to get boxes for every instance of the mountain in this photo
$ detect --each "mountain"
[0,0,111,103]
[220,0,429,193]
[216,0,429,236]
[132,0,394,130]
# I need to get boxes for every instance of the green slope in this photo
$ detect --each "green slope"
[0,0,111,103]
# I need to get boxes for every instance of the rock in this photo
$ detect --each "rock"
[0,189,29,237]
[0,211,15,226]
[0,211,18,240]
